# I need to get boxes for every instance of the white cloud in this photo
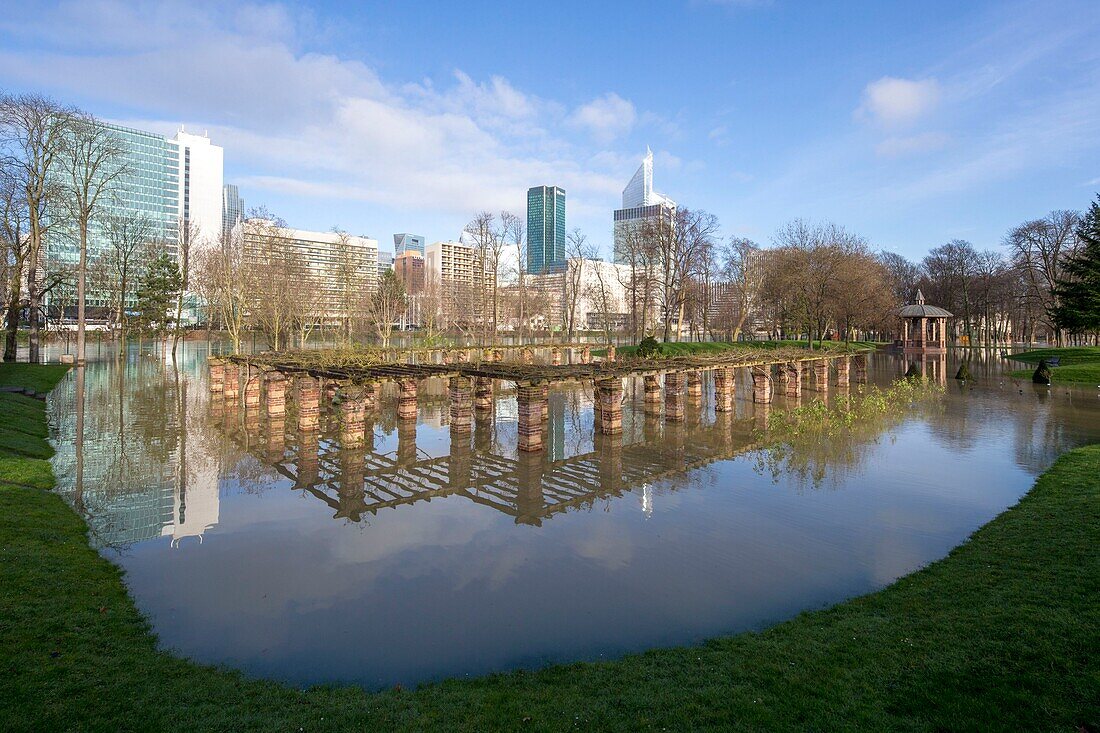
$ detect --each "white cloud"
[874,132,950,158]
[856,76,941,127]
[568,93,637,143]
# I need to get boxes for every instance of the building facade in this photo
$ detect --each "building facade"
[395,251,425,295]
[45,123,215,316]
[613,147,676,265]
[174,129,224,243]
[394,233,426,256]
[527,185,566,275]
[222,184,245,238]
[243,221,378,326]
[425,239,495,326]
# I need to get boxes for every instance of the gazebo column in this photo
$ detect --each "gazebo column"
[643,374,662,413]
[208,358,225,393]
[903,319,910,347]
[836,357,850,387]
[854,354,868,384]
[714,367,734,413]
[222,363,240,402]
[296,376,320,433]
[665,373,685,422]
[784,362,801,397]
[449,376,473,433]
[920,317,927,347]
[814,360,829,392]
[686,371,703,401]
[397,378,418,420]
[517,384,543,452]
[339,387,367,448]
[751,365,772,403]
[264,371,286,418]
[596,377,623,435]
[474,377,493,412]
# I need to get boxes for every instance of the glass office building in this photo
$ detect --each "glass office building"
[222,184,245,238]
[527,185,566,275]
[394,233,426,256]
[613,148,676,265]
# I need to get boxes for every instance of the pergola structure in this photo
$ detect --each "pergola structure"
[897,289,952,353]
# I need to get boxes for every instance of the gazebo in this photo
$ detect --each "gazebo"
[897,289,952,353]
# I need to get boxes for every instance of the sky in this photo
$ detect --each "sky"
[1,0,1098,260]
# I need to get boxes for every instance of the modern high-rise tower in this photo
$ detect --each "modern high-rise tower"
[527,185,566,275]
[613,147,676,264]
[394,233,426,256]
[222,184,245,238]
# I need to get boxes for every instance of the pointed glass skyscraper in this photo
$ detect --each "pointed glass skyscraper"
[613,147,676,264]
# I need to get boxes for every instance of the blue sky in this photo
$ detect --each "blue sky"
[1,0,1098,259]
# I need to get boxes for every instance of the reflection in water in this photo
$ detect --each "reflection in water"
[48,343,1100,688]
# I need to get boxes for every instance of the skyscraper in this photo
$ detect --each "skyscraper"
[222,184,245,238]
[394,233,426,256]
[527,185,566,275]
[613,147,676,264]
[175,129,224,242]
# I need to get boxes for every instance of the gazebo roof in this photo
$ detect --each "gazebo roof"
[898,289,953,318]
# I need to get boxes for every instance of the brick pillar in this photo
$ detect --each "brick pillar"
[522,347,534,365]
[540,384,549,421]
[517,384,543,452]
[265,371,286,418]
[397,378,418,420]
[714,367,734,413]
[475,377,493,412]
[643,374,662,414]
[665,372,685,422]
[339,388,367,448]
[208,358,225,393]
[836,357,850,387]
[581,346,591,364]
[786,362,802,397]
[606,345,616,363]
[686,370,703,401]
[854,353,868,384]
[296,376,320,433]
[814,360,829,392]
[222,363,239,402]
[595,378,623,435]
[551,347,562,365]
[449,376,473,433]
[751,366,772,403]
[243,366,262,410]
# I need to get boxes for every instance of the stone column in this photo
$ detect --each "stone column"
[517,384,543,452]
[540,384,549,422]
[208,358,225,393]
[474,377,493,412]
[339,387,367,448]
[836,357,850,387]
[264,371,287,418]
[522,347,535,365]
[643,375,662,414]
[606,345,616,362]
[714,367,734,413]
[397,378,418,420]
[686,370,703,401]
[296,376,320,433]
[854,353,868,384]
[243,366,262,410]
[595,377,623,435]
[751,366,772,403]
[581,346,591,364]
[551,347,562,365]
[222,363,240,402]
[665,372,685,422]
[786,362,802,397]
[813,360,829,392]
[449,376,473,433]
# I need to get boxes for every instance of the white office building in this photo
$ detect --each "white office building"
[174,129,224,246]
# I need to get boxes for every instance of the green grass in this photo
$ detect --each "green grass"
[1,364,1098,731]
[0,362,73,394]
[613,340,880,358]
[0,364,70,489]
[1008,346,1100,384]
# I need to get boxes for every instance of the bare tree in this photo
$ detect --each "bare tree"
[103,212,154,343]
[0,164,28,361]
[563,228,592,342]
[331,227,369,345]
[1005,210,1081,343]
[501,211,526,343]
[193,226,247,353]
[464,211,500,344]
[366,269,406,348]
[723,237,766,341]
[0,93,75,362]
[171,218,202,355]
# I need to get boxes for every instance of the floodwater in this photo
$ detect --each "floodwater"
[48,342,1100,689]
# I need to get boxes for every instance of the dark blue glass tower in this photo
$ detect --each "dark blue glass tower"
[526,185,566,275]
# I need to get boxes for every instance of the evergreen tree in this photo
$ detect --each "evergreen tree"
[1052,196,1100,335]
[135,253,182,339]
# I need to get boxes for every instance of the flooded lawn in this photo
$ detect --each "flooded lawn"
[49,343,1100,689]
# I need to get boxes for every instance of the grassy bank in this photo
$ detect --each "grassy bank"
[1,364,1097,731]
[1008,346,1100,384]
[614,340,880,358]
